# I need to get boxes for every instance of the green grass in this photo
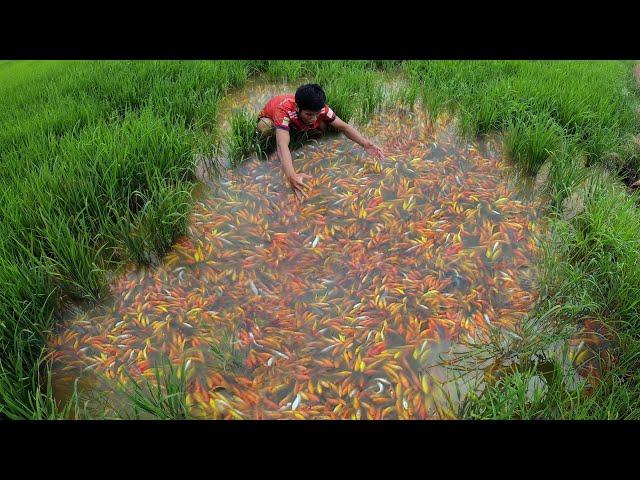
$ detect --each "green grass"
[228,108,263,167]
[456,173,640,419]
[504,112,565,175]
[398,60,640,419]
[106,177,193,266]
[405,61,640,182]
[1,60,639,419]
[209,327,246,374]
[0,60,260,419]
[115,357,193,420]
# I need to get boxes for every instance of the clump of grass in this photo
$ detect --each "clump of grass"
[0,301,81,419]
[193,131,225,180]
[38,211,109,302]
[227,109,256,165]
[321,68,386,125]
[209,328,246,374]
[420,87,449,124]
[106,179,193,266]
[544,141,591,211]
[505,113,565,176]
[117,357,193,420]
[405,60,639,179]
[323,82,356,124]
[228,108,264,167]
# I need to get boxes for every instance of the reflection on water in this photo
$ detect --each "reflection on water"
[51,96,547,419]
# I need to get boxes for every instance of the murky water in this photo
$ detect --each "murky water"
[51,83,551,419]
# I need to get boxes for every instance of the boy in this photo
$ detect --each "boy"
[257,83,385,199]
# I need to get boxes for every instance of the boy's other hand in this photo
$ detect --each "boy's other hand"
[365,142,385,160]
[287,172,312,199]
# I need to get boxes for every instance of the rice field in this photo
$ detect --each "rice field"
[1,60,639,419]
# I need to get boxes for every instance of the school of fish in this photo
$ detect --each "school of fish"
[50,84,554,419]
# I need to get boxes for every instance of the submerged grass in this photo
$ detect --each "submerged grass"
[116,357,193,420]
[209,327,247,374]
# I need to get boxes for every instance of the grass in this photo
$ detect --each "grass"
[115,357,193,420]
[504,112,565,175]
[455,173,640,419]
[405,61,640,181]
[228,108,263,167]
[0,60,259,419]
[1,60,639,419]
[106,178,193,265]
[209,327,246,374]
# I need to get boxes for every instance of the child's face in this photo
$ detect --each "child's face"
[299,109,321,126]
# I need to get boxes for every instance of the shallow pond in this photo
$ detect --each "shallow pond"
[51,84,550,419]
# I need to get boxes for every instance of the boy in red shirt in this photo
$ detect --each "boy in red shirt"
[257,83,385,199]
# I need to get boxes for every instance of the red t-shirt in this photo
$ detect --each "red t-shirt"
[258,94,337,132]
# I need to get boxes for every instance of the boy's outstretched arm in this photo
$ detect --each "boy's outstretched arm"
[276,128,311,198]
[331,116,385,160]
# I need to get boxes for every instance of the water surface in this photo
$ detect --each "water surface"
[51,87,546,419]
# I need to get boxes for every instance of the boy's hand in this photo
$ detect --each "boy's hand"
[286,172,312,199]
[330,116,384,160]
[365,142,385,160]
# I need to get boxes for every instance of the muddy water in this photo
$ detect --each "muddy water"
[51,85,549,419]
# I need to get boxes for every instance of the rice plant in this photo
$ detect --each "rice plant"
[209,327,246,374]
[505,113,565,175]
[117,356,193,420]
[457,173,640,419]
[105,179,193,266]
[228,108,261,167]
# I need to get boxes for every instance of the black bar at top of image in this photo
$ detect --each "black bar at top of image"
[2,44,638,60]
[4,2,639,59]
[1,18,639,60]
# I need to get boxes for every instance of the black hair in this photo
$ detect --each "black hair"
[295,84,326,111]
